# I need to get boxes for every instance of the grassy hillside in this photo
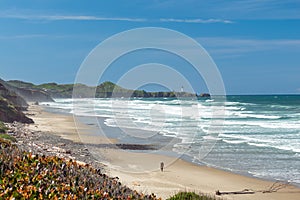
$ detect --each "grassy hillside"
[3,80,54,102]
[7,80,202,99]
[6,80,36,89]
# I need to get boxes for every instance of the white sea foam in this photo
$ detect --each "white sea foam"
[104,118,117,127]
[224,101,255,106]
[220,132,300,153]
[236,113,282,119]
[205,99,214,102]
[203,135,221,140]
[222,139,246,144]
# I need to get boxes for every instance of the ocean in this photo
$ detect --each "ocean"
[41,95,300,186]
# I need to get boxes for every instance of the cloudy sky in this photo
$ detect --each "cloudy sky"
[0,0,300,94]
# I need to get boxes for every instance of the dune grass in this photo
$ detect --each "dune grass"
[167,192,217,200]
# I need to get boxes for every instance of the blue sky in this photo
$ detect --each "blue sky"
[0,0,300,94]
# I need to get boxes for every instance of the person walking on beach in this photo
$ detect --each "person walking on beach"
[160,162,164,172]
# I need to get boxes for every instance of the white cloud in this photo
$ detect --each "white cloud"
[149,0,300,20]
[0,14,146,22]
[159,18,233,24]
[212,0,300,19]
[0,34,48,40]
[0,12,233,24]
[197,37,300,57]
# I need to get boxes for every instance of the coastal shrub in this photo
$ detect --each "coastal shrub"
[167,192,216,200]
[0,121,8,133]
[0,133,16,142]
[0,138,160,200]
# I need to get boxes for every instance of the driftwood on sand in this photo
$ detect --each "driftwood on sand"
[259,181,290,193]
[216,181,290,196]
[216,189,255,195]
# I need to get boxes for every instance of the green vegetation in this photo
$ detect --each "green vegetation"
[0,121,8,133]
[38,83,75,98]
[0,121,15,142]
[0,138,159,199]
[6,80,201,98]
[6,80,35,89]
[167,192,217,200]
[96,81,131,98]
[0,133,16,142]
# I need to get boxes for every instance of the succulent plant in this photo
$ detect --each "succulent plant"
[0,138,160,200]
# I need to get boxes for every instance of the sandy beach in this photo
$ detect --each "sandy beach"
[25,104,300,200]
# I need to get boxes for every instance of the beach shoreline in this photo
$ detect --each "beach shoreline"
[22,104,300,200]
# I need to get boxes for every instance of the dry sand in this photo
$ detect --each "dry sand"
[26,104,300,200]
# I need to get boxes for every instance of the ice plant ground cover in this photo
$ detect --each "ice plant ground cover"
[0,137,159,199]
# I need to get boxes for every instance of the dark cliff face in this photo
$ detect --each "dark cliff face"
[0,83,33,124]
[8,87,54,103]
[1,79,54,103]
[0,80,28,110]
